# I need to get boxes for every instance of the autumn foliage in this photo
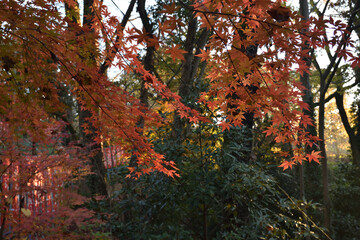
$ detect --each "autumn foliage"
[1,0,359,238]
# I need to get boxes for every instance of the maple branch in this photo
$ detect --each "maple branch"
[73,75,145,150]
[89,3,143,81]
[62,4,197,133]
[310,0,333,60]
[23,32,148,152]
[98,0,136,74]
[178,0,314,38]
[320,0,360,97]
[200,12,254,101]
[256,68,271,90]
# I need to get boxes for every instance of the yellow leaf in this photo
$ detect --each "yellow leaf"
[21,208,31,217]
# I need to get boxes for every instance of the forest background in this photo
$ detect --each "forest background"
[0,0,360,239]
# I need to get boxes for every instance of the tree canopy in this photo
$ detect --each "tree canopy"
[1,0,360,238]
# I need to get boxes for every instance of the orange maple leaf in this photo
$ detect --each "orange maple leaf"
[165,44,187,61]
[306,150,322,163]
[279,160,294,170]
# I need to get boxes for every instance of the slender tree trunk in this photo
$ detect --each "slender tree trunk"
[299,0,311,202]
[167,6,211,237]
[319,86,331,232]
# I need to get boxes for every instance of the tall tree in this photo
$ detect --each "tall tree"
[299,0,316,201]
[310,0,360,231]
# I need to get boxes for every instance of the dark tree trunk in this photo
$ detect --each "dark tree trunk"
[335,91,360,166]
[172,11,198,142]
[299,0,321,207]
[77,0,108,197]
[319,83,331,232]
[299,0,311,202]
[171,8,209,143]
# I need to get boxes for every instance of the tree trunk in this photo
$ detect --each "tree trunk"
[299,0,321,207]
[335,91,360,165]
[299,0,311,202]
[171,8,209,143]
[319,86,331,233]
[172,11,198,142]
[77,0,108,196]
